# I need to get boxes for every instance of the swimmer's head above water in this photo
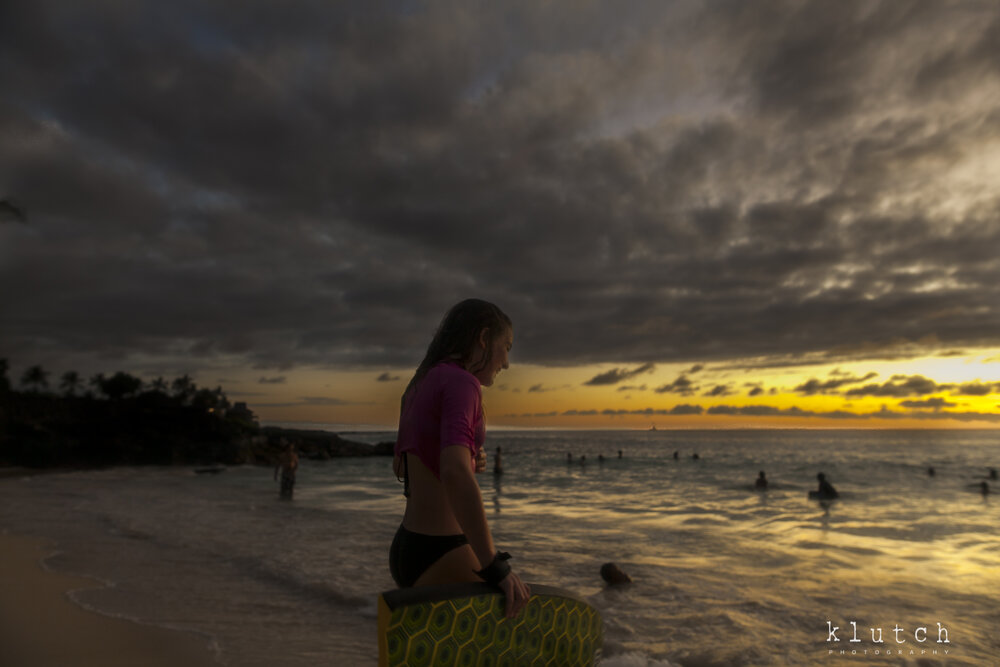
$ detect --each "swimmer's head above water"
[600,562,632,585]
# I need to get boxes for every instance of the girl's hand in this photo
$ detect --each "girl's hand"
[475,448,487,473]
[498,571,531,618]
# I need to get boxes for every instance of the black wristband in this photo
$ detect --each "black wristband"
[475,551,512,585]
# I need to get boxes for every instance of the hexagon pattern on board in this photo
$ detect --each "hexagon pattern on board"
[384,591,602,666]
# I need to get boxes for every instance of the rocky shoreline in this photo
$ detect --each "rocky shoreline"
[258,426,394,463]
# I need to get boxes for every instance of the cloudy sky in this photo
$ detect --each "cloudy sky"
[3,0,1000,428]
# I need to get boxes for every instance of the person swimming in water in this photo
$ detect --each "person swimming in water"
[493,446,503,475]
[814,472,839,500]
[754,471,768,490]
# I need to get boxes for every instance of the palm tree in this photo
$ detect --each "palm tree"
[21,365,49,393]
[60,371,82,397]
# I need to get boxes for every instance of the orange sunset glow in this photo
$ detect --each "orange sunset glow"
[206,347,1000,430]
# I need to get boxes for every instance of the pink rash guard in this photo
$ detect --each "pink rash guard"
[396,361,486,479]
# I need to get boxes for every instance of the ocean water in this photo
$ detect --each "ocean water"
[1,429,998,666]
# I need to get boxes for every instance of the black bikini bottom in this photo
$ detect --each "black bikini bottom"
[389,524,469,588]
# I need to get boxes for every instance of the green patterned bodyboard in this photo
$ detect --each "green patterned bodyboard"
[377,582,603,666]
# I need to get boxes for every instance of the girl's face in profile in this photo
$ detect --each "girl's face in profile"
[472,326,512,387]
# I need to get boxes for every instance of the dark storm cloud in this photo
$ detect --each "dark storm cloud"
[254,396,359,408]
[793,372,878,395]
[845,375,952,398]
[376,372,401,382]
[655,375,696,395]
[583,363,656,386]
[704,403,941,421]
[3,0,1000,379]
[0,199,27,223]
[597,406,706,417]
[532,402,1000,423]
[956,382,1000,396]
[708,404,786,417]
[900,398,955,410]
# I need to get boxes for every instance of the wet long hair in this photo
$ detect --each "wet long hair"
[400,299,512,415]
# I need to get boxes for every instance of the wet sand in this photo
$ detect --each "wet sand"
[0,533,219,667]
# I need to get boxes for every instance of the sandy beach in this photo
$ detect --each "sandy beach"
[0,533,219,667]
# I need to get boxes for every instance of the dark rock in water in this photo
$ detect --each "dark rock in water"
[373,441,395,456]
[600,562,632,585]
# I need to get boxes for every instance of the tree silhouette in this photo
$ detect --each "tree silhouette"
[215,386,231,412]
[60,371,82,397]
[89,373,107,398]
[1,359,263,467]
[188,386,232,414]
[0,358,9,393]
[100,372,143,400]
[21,365,49,392]
[172,374,196,404]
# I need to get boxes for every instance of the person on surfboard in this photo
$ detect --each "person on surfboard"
[390,299,531,619]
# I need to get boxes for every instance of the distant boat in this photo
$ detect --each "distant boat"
[649,425,657,431]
